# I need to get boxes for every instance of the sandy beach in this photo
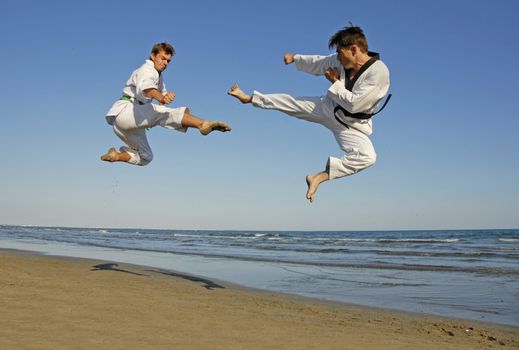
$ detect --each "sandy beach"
[1,249,517,350]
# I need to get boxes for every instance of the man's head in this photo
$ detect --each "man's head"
[150,42,175,73]
[328,25,368,69]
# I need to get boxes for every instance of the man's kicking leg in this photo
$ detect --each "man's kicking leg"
[181,108,232,135]
[228,84,328,124]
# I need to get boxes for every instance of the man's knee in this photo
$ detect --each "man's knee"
[348,151,376,173]
[367,151,377,166]
[138,152,153,166]
[361,151,377,170]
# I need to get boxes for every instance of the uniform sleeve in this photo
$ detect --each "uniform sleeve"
[294,54,341,76]
[327,64,390,113]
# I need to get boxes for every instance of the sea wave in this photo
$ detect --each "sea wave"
[8,234,517,276]
[376,238,460,243]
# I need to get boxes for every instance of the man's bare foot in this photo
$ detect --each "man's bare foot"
[227,84,252,104]
[100,147,119,162]
[199,121,232,136]
[306,175,318,203]
[305,172,330,203]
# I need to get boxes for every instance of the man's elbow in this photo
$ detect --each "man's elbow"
[143,88,154,97]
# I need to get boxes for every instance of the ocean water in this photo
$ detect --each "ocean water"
[1,225,518,326]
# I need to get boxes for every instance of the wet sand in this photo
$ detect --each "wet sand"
[1,249,517,350]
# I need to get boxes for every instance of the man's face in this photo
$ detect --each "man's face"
[336,45,356,69]
[150,50,172,73]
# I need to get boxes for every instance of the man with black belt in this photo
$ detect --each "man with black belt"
[228,25,390,202]
[101,42,231,166]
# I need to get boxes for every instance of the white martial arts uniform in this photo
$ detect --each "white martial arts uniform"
[105,60,187,166]
[251,53,390,179]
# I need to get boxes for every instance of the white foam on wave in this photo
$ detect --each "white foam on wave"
[498,238,519,242]
[378,238,460,243]
[172,233,246,240]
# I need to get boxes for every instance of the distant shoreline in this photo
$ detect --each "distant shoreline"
[2,223,518,232]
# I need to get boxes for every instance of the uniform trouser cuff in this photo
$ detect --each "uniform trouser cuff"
[327,157,342,180]
[119,146,141,165]
[163,106,188,133]
[251,91,264,107]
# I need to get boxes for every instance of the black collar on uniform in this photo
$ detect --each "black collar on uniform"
[344,51,380,91]
[333,51,392,123]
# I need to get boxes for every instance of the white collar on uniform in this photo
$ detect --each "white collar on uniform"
[145,59,161,75]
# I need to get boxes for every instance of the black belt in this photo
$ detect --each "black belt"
[334,94,392,128]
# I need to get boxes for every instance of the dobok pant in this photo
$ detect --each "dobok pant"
[106,101,187,166]
[251,91,377,180]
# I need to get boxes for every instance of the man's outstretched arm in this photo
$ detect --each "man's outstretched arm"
[285,53,341,76]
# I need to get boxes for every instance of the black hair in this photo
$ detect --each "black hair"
[151,42,175,56]
[328,24,368,52]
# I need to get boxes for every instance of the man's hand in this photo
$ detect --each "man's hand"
[284,54,295,65]
[161,92,175,105]
[325,67,340,83]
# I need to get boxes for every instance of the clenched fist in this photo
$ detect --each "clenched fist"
[162,92,176,105]
[325,67,340,83]
[284,54,295,65]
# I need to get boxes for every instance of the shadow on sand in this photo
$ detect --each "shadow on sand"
[90,263,224,290]
[146,269,225,290]
[91,263,146,276]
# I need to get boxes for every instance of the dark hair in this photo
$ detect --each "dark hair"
[328,25,368,53]
[151,42,175,56]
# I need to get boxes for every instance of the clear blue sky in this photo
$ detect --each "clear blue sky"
[1,0,518,230]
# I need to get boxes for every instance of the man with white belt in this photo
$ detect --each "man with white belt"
[228,25,390,202]
[101,42,231,166]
